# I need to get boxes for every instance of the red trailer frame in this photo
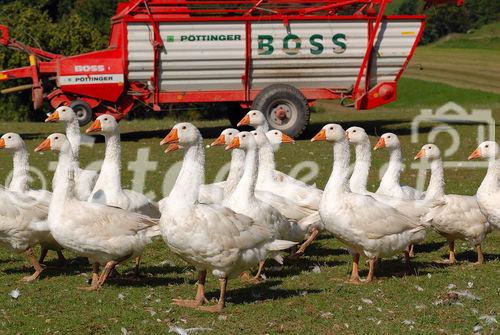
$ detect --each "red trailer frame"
[0,0,464,133]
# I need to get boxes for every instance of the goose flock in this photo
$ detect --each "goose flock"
[0,107,498,312]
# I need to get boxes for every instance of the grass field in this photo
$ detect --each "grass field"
[406,23,500,94]
[0,76,499,334]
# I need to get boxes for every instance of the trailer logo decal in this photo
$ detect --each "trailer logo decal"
[179,34,242,42]
[59,74,124,86]
[258,33,347,55]
[74,65,106,72]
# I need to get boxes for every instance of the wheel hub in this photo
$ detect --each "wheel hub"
[271,104,292,126]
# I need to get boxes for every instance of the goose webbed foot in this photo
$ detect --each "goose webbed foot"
[173,270,209,308]
[22,248,44,282]
[197,278,227,313]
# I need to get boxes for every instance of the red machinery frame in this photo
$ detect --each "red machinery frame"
[0,0,463,119]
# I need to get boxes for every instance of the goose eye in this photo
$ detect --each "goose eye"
[252,112,256,116]
[182,126,187,130]
[387,136,391,139]
[242,134,246,138]
[7,136,11,139]
[55,136,59,140]
[485,145,489,148]
[229,132,232,135]
[353,129,357,133]
[274,132,278,135]
[329,127,333,130]
[428,146,432,150]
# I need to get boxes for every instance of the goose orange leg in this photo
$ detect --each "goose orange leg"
[475,244,484,265]
[22,248,44,282]
[448,240,456,264]
[365,258,377,283]
[348,253,361,284]
[173,270,209,308]
[290,228,319,259]
[38,247,49,264]
[198,278,227,313]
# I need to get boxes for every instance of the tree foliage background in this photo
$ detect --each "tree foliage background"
[0,0,498,121]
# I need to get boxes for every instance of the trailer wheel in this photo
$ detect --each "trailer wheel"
[252,84,310,138]
[70,100,93,126]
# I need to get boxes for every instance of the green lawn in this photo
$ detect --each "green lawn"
[0,78,499,334]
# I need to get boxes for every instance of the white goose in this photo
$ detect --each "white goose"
[238,110,323,209]
[374,133,423,200]
[0,187,51,281]
[312,124,427,283]
[415,144,491,264]
[159,123,295,312]
[86,115,160,218]
[0,133,64,265]
[45,106,98,200]
[35,133,160,290]
[469,141,500,230]
[224,131,308,280]
[346,127,430,222]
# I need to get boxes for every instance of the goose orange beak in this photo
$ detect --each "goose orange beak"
[281,133,295,144]
[0,138,5,149]
[237,114,250,127]
[468,148,481,160]
[414,149,425,160]
[374,137,385,150]
[45,111,60,123]
[86,119,102,134]
[311,129,326,142]
[160,128,179,146]
[34,138,51,152]
[165,143,179,153]
[226,137,240,150]
[210,135,226,147]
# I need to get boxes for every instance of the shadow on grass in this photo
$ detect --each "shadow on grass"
[357,258,450,280]
[215,280,322,305]
[455,250,499,263]
[414,241,447,254]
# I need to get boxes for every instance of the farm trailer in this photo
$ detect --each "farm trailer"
[0,0,463,137]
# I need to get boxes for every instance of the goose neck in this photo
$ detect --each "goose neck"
[95,132,122,193]
[231,146,258,202]
[478,159,500,195]
[379,147,403,188]
[9,148,29,193]
[169,139,205,208]
[65,119,81,160]
[257,136,276,184]
[224,148,245,197]
[256,123,269,133]
[349,140,371,193]
[424,158,445,201]
[49,150,77,223]
[324,140,350,199]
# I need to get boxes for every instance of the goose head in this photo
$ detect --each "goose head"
[210,128,239,147]
[414,144,441,161]
[374,133,400,151]
[86,115,119,135]
[0,133,25,153]
[34,133,72,154]
[226,131,257,151]
[311,124,345,143]
[237,110,266,128]
[45,106,76,123]
[250,130,270,148]
[161,122,201,153]
[266,129,295,145]
[468,141,499,160]
[345,127,369,146]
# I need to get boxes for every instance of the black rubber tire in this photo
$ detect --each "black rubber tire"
[70,100,93,126]
[252,84,310,138]
[225,102,249,129]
